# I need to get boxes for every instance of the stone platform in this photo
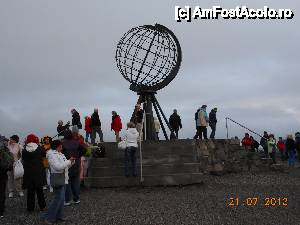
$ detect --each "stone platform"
[85,139,285,188]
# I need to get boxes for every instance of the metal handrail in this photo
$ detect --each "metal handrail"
[225,117,267,140]
[139,110,146,183]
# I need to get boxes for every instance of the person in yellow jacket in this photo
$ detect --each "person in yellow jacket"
[41,136,53,192]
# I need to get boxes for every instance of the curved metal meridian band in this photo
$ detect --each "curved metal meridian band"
[116,23,182,92]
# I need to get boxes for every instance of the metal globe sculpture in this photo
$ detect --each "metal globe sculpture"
[115,24,182,141]
[115,24,182,92]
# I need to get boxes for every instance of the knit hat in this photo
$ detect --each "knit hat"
[0,135,9,143]
[72,125,79,134]
[26,133,39,144]
[10,135,19,143]
[51,139,62,150]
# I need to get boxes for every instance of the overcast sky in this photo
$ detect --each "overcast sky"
[0,0,299,143]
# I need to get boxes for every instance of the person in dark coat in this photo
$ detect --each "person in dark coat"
[91,108,103,144]
[0,136,11,218]
[260,131,269,158]
[71,109,82,129]
[250,136,260,152]
[209,108,217,139]
[62,130,86,205]
[286,134,296,167]
[169,109,182,139]
[22,134,46,212]
[57,120,70,138]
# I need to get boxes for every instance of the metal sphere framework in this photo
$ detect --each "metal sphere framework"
[115,24,182,92]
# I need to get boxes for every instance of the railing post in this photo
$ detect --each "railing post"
[226,117,229,140]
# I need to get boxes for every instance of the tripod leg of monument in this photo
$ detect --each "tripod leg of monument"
[144,94,156,140]
[153,100,169,140]
[130,95,143,122]
[153,95,174,136]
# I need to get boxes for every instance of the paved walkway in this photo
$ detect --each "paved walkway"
[2,168,300,225]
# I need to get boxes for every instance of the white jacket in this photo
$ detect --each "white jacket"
[154,119,160,132]
[125,128,139,148]
[46,149,72,184]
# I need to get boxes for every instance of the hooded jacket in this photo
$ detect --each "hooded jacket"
[197,108,208,127]
[47,149,72,184]
[125,128,139,148]
[22,143,46,189]
[7,142,22,161]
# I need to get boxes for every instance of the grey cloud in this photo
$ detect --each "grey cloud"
[0,0,299,142]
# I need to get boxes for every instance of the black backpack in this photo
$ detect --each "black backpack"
[0,148,14,171]
[92,145,106,158]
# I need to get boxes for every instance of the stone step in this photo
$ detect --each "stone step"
[90,155,197,167]
[85,172,204,188]
[89,163,201,177]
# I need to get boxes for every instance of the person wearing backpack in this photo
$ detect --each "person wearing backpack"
[0,135,14,218]
[7,135,24,198]
[260,131,269,158]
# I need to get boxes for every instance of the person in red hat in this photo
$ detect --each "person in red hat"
[22,134,47,212]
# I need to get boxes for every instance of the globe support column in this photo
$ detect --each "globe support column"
[144,94,156,141]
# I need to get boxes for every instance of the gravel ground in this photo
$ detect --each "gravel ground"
[2,168,300,225]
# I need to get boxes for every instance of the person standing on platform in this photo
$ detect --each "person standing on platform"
[111,111,122,142]
[123,122,139,177]
[193,108,201,139]
[194,105,209,140]
[71,109,82,129]
[169,109,182,139]
[154,117,160,140]
[57,120,70,139]
[84,116,92,143]
[132,104,144,137]
[209,108,218,139]
[91,108,104,144]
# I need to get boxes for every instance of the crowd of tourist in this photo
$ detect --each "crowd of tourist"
[1,104,299,224]
[241,131,300,166]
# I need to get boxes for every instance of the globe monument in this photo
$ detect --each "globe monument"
[115,24,182,140]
